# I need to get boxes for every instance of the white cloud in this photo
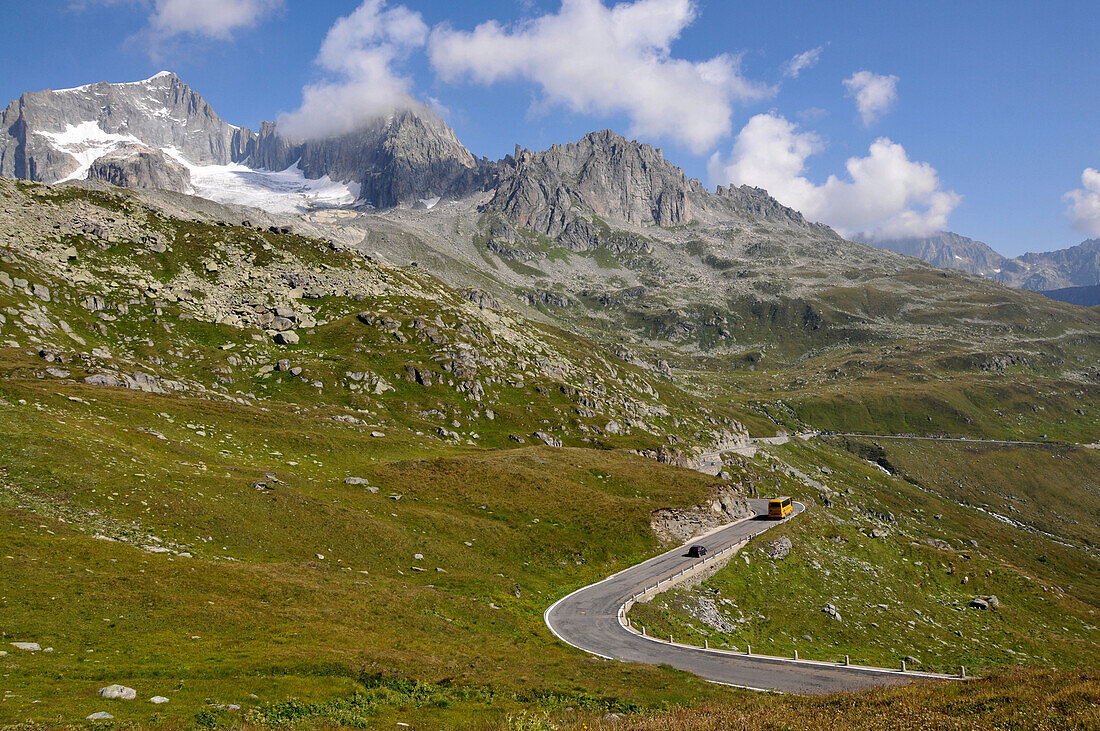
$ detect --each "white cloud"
[278,0,429,140]
[428,0,772,153]
[843,70,898,126]
[1065,168,1100,237]
[782,46,824,79]
[78,0,283,40]
[150,0,282,39]
[710,112,961,239]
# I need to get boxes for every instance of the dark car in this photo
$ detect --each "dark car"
[688,545,707,558]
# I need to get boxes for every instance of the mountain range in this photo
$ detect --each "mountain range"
[860,231,1100,305]
[2,71,1099,372]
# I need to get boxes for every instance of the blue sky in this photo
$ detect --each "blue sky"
[3,1,1099,255]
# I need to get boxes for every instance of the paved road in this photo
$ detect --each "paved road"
[545,499,948,694]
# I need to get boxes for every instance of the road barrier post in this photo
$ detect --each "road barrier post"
[845,655,850,666]
[794,649,798,660]
[669,635,673,643]
[704,638,708,649]
[960,666,966,679]
[901,660,907,672]
[641,626,646,636]
[747,644,751,655]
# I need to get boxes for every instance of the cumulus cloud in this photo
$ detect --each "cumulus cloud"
[78,0,283,40]
[278,0,428,140]
[428,0,772,153]
[1065,168,1100,236]
[843,70,898,126]
[709,112,960,239]
[782,46,824,79]
[150,0,283,39]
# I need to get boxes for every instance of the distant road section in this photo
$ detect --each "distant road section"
[545,499,955,694]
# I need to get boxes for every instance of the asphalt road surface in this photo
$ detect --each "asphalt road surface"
[545,499,950,694]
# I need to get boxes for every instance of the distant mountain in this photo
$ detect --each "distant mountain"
[859,231,1008,278]
[0,72,487,210]
[862,231,1100,293]
[1039,284,1100,308]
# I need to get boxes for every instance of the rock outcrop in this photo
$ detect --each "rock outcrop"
[488,130,705,237]
[87,144,190,192]
[650,484,751,544]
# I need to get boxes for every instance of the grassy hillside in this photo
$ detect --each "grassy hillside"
[630,438,1099,674]
[1,179,1097,728]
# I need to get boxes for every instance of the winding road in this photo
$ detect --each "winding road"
[545,499,955,694]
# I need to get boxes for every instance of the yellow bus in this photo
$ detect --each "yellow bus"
[768,497,793,519]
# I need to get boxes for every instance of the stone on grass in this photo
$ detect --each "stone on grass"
[764,536,792,560]
[99,684,137,700]
[150,696,170,704]
[87,712,114,720]
[11,642,41,651]
[273,330,299,345]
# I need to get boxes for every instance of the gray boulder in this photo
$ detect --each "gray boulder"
[764,536,792,560]
[98,684,137,700]
[273,331,299,345]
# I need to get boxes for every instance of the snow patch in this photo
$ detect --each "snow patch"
[35,122,142,182]
[163,150,361,214]
[54,71,174,94]
[419,196,441,210]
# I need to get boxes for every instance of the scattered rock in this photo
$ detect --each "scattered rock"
[150,696,170,704]
[533,431,562,447]
[10,642,41,651]
[822,603,843,622]
[87,712,114,720]
[273,330,299,345]
[98,685,137,700]
[764,536,792,560]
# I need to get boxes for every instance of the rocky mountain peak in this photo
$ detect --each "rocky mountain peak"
[250,106,487,209]
[0,71,251,183]
[490,129,705,236]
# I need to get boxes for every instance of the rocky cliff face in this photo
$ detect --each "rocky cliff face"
[650,484,752,544]
[87,144,190,192]
[0,72,251,183]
